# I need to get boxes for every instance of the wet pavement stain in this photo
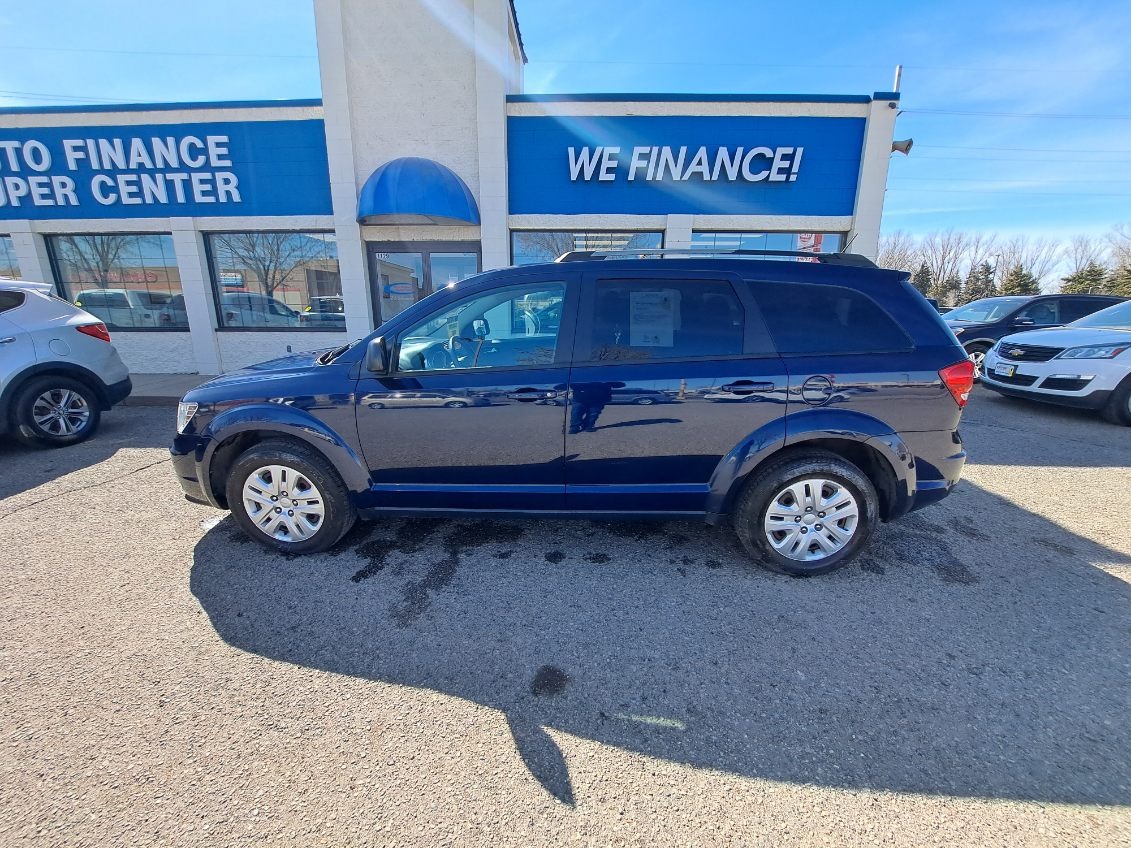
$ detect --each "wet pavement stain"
[530,665,570,697]
[350,517,450,583]
[545,550,565,564]
[390,520,525,627]
[947,517,990,541]
[583,552,611,564]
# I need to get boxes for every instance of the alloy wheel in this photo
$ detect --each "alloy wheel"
[31,389,92,437]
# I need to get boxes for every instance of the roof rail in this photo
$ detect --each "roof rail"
[555,248,878,268]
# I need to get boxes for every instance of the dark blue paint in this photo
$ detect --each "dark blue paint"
[171,257,969,527]
[507,115,865,216]
[507,93,898,103]
[356,156,480,225]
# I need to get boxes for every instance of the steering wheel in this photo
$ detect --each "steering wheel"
[422,342,453,370]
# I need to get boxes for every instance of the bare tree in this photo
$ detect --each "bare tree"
[877,230,919,271]
[918,230,971,290]
[514,231,579,264]
[1109,222,1131,269]
[212,232,326,297]
[55,234,135,287]
[1064,234,1107,274]
[995,236,1060,289]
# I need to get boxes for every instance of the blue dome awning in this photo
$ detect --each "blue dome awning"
[356,157,480,226]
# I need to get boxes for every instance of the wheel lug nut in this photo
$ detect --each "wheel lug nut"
[805,507,812,512]
[801,527,808,534]
[275,507,281,513]
[282,491,288,497]
[288,510,294,516]
[271,496,277,501]
[794,517,801,523]
[815,524,823,530]
[818,512,825,517]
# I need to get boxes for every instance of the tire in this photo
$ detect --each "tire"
[632,397,655,405]
[12,376,102,448]
[1101,375,1131,426]
[965,342,991,382]
[444,400,468,408]
[225,439,357,554]
[733,450,880,576]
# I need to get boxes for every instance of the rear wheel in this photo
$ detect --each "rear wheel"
[733,451,879,576]
[13,376,101,448]
[225,439,357,554]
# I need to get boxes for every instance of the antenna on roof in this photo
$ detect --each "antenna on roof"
[893,64,903,92]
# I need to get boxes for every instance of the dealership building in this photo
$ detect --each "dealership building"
[0,0,900,375]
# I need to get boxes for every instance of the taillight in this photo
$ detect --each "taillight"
[939,359,975,407]
[76,322,112,343]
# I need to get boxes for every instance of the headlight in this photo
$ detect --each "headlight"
[176,401,199,433]
[1054,343,1130,360]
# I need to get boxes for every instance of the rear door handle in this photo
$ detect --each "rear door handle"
[0,337,16,345]
[721,381,774,394]
[507,388,557,402]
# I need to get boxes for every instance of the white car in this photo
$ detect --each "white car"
[0,279,132,446]
[74,288,162,328]
[982,299,1131,425]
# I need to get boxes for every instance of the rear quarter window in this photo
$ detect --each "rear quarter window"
[748,281,913,354]
[0,290,25,314]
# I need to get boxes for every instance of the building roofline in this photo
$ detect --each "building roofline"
[508,0,527,64]
[0,97,323,116]
[507,92,899,104]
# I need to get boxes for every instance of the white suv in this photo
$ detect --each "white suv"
[982,299,1131,425]
[0,279,132,446]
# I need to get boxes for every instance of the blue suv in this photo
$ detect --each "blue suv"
[171,250,973,575]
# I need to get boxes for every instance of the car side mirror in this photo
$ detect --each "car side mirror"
[472,318,489,338]
[366,336,388,373]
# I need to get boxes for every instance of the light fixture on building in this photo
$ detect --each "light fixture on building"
[891,139,914,156]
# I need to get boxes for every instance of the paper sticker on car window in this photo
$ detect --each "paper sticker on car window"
[629,290,679,347]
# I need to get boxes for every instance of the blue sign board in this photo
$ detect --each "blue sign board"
[507,115,865,216]
[0,119,332,219]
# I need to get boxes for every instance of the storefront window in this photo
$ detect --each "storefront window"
[691,232,844,258]
[511,231,663,265]
[207,231,342,330]
[49,234,183,329]
[0,235,19,279]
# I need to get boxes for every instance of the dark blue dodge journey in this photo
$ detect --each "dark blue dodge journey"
[171,250,973,575]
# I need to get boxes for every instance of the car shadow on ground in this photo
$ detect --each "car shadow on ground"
[189,478,1131,808]
[0,406,171,501]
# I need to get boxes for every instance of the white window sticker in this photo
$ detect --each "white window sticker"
[629,290,679,347]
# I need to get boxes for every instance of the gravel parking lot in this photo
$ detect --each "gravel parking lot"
[2,387,1129,846]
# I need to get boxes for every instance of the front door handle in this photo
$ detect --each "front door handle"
[0,337,16,345]
[721,381,774,394]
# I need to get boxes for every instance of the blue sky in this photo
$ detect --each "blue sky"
[2,0,1130,241]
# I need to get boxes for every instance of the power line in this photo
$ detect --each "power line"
[904,154,1131,164]
[887,187,1131,197]
[919,143,1131,154]
[2,44,316,60]
[0,88,139,103]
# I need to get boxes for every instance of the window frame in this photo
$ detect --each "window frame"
[45,231,184,332]
[744,279,915,357]
[0,289,25,314]
[366,240,482,327]
[571,269,774,366]
[391,272,580,376]
[0,234,20,280]
[509,230,664,266]
[204,229,343,333]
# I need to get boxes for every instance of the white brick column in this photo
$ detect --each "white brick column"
[847,95,899,260]
[6,221,53,283]
[169,217,222,374]
[314,0,373,338]
[664,214,694,250]
[474,0,512,271]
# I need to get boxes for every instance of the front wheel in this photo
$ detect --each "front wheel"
[733,451,879,576]
[1101,374,1131,426]
[225,439,357,554]
[965,343,991,381]
[13,376,102,448]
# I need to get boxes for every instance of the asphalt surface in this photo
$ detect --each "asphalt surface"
[1,388,1129,846]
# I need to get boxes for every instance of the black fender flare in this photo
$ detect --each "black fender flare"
[199,403,372,502]
[705,408,916,520]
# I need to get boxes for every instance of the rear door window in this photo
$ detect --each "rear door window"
[0,291,24,313]
[1060,298,1109,323]
[748,281,912,354]
[583,278,745,362]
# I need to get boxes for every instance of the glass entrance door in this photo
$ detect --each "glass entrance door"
[368,242,480,326]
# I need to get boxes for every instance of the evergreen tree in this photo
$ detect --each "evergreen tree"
[961,261,997,302]
[911,262,934,296]
[931,274,962,306]
[1106,265,1131,297]
[1060,261,1108,294]
[999,264,1040,296]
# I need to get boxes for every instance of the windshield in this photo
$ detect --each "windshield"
[1070,300,1131,330]
[946,297,1031,323]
